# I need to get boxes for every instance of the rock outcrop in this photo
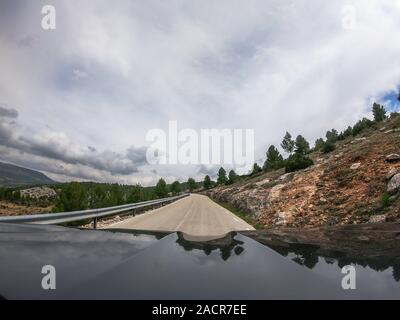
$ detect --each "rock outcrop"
[207,115,400,228]
[388,174,400,194]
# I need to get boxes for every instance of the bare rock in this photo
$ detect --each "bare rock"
[368,215,386,223]
[255,177,270,186]
[273,211,294,226]
[277,173,293,181]
[350,162,361,170]
[386,168,398,180]
[385,154,400,163]
[268,184,285,201]
[20,186,57,199]
[387,173,400,194]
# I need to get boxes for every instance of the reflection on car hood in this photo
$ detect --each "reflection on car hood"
[0,223,399,299]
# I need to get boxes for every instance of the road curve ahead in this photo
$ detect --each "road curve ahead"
[106,194,255,237]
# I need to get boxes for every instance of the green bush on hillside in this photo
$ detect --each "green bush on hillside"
[322,141,336,153]
[285,154,314,173]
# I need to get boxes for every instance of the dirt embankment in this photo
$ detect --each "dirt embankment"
[207,115,400,228]
[0,201,53,216]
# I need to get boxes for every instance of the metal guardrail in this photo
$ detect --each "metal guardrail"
[0,193,189,229]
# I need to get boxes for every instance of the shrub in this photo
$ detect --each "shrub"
[352,117,373,136]
[285,154,314,173]
[314,138,325,151]
[381,192,391,208]
[322,141,336,153]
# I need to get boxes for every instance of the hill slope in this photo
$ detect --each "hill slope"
[0,162,55,187]
[207,114,400,228]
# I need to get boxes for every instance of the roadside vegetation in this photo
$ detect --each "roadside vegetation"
[212,199,264,230]
[0,178,202,213]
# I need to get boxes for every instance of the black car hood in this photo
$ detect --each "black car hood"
[0,223,399,299]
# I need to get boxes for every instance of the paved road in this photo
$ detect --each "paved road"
[106,194,255,237]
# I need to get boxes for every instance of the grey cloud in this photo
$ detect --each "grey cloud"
[0,116,147,176]
[17,35,36,48]
[0,106,18,118]
[196,165,219,178]
[126,146,148,166]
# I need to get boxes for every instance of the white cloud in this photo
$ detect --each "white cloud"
[72,69,88,80]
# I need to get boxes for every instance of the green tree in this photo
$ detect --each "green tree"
[295,135,310,155]
[281,132,295,155]
[154,178,169,198]
[263,145,284,171]
[187,178,197,192]
[372,102,386,122]
[109,183,124,206]
[326,129,338,143]
[203,175,212,190]
[54,182,87,212]
[352,117,373,136]
[170,181,181,195]
[343,126,353,138]
[251,163,262,175]
[127,184,144,203]
[398,91,400,102]
[314,138,325,151]
[321,141,335,153]
[228,170,238,184]
[217,167,227,185]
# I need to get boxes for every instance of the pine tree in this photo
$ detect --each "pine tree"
[217,167,227,185]
[187,178,197,192]
[295,135,310,155]
[170,181,181,195]
[263,145,284,171]
[251,163,262,175]
[154,178,168,198]
[326,129,338,143]
[281,132,295,155]
[314,138,325,151]
[203,175,212,190]
[228,170,238,184]
[372,102,386,122]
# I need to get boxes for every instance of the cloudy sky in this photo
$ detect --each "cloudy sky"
[0,0,399,186]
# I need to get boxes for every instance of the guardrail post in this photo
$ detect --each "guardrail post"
[93,217,97,229]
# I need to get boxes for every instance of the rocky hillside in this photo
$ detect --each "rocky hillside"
[207,114,400,228]
[0,162,55,187]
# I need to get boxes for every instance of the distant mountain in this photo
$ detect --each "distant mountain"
[0,162,56,187]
